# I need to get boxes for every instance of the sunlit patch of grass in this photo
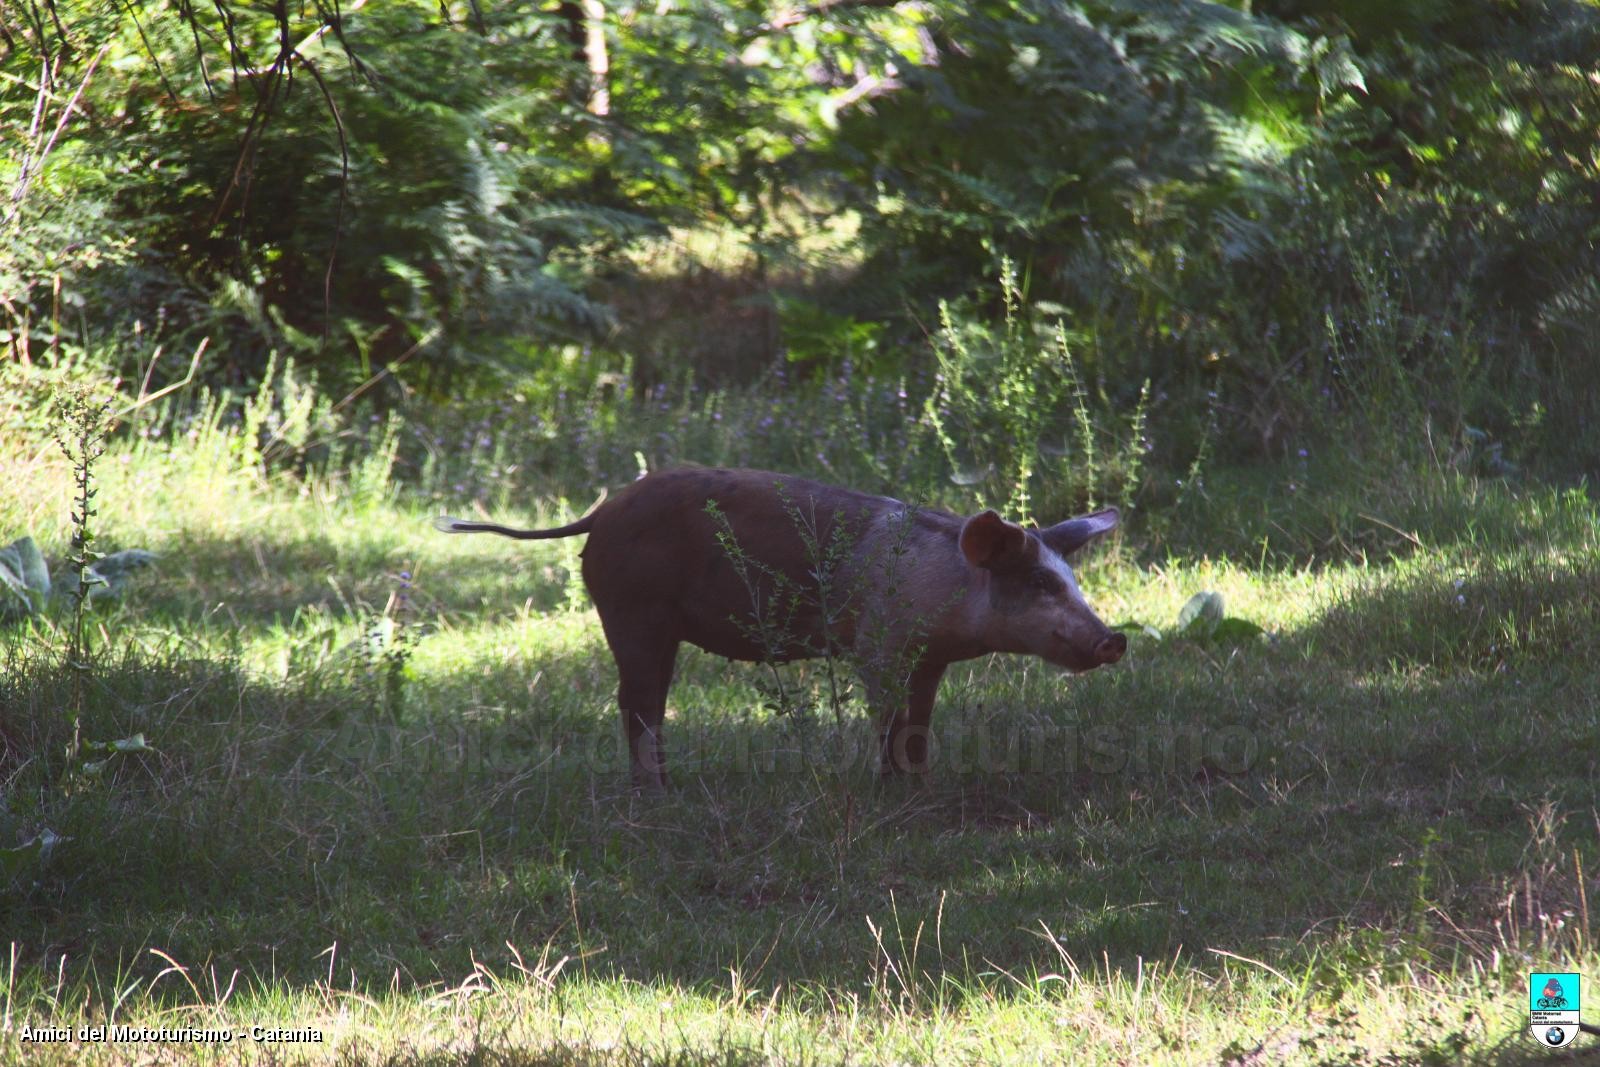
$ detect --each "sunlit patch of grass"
[0,937,1573,1065]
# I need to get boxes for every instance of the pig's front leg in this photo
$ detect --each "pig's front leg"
[876,660,949,775]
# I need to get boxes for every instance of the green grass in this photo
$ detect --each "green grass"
[1,391,1597,1065]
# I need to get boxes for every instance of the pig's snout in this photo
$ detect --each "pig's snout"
[1093,632,1127,665]
[1049,628,1127,671]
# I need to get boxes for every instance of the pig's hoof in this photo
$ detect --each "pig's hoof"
[630,768,670,792]
[877,754,931,777]
[879,731,932,776]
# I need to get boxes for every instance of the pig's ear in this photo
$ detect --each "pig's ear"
[1041,508,1119,556]
[960,510,1029,568]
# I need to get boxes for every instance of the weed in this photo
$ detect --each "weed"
[48,385,114,763]
[927,262,1154,522]
[775,485,862,737]
[1174,387,1220,513]
[358,565,421,721]
[705,498,811,728]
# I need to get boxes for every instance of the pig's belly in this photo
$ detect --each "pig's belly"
[677,602,843,664]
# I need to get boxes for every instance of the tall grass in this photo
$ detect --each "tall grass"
[925,263,1152,524]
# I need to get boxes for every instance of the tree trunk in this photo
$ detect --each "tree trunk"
[558,0,609,119]
[582,0,609,119]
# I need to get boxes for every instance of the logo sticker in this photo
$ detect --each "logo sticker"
[1529,972,1580,1047]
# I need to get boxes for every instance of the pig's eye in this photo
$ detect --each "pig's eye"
[1029,569,1060,593]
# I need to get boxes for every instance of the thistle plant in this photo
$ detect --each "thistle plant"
[52,387,112,759]
[385,567,419,720]
[359,565,420,722]
[53,389,112,669]
[777,487,861,736]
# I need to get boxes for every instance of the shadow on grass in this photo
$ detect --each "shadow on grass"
[1288,545,1600,676]
[1138,459,1597,570]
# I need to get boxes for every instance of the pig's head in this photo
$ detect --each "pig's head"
[959,507,1125,672]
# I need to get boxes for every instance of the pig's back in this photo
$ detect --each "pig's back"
[579,467,906,661]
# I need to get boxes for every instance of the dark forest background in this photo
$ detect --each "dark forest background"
[5,0,1597,509]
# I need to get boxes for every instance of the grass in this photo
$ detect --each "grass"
[1,378,1597,1065]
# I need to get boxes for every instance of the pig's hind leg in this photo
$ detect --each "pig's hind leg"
[598,607,681,791]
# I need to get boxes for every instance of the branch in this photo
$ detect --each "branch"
[767,0,903,32]
[291,49,350,341]
[114,338,210,419]
[5,44,107,229]
[117,0,179,103]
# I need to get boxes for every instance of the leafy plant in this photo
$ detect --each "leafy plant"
[53,388,112,667]
[776,295,886,377]
[925,262,1151,522]
[705,497,817,731]
[74,732,154,777]
[0,829,67,889]
[0,537,53,620]
[0,536,157,623]
[1118,590,1267,647]
[352,566,422,722]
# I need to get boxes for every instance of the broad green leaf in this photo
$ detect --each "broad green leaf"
[0,567,31,617]
[85,734,154,756]
[1113,621,1164,641]
[108,733,152,754]
[1177,591,1225,633]
[949,464,995,486]
[0,536,50,617]
[1211,617,1267,644]
[1,830,65,882]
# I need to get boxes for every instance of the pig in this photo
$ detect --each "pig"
[436,467,1125,789]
